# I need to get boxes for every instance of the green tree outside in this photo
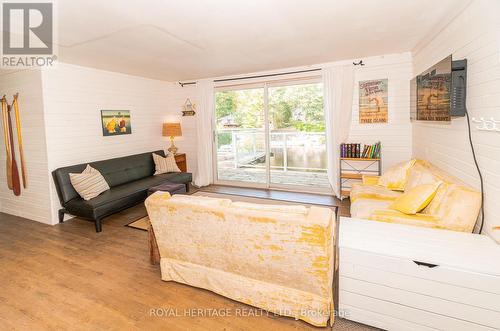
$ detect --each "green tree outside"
[215,83,324,146]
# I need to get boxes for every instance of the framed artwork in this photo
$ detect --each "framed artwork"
[182,98,196,116]
[359,79,388,124]
[415,56,451,122]
[101,110,132,136]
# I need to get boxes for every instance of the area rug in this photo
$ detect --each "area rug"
[126,215,150,231]
[126,191,336,231]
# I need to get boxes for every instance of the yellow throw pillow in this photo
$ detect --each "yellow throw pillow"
[378,159,416,191]
[390,182,442,215]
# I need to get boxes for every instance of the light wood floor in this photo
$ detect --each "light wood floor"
[0,189,374,331]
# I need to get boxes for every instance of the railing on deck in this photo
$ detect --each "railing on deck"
[216,128,327,172]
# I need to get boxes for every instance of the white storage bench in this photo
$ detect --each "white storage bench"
[339,217,500,331]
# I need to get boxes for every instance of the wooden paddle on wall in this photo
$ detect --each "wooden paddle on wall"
[1,96,13,190]
[7,104,21,196]
[13,94,26,188]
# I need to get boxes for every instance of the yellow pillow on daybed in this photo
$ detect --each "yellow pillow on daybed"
[378,159,416,191]
[390,182,442,215]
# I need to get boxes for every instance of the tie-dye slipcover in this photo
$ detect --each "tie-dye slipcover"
[145,192,336,326]
[350,159,481,232]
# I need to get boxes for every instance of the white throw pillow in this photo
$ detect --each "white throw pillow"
[69,165,110,200]
[153,153,181,175]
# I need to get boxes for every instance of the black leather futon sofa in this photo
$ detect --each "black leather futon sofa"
[52,150,192,232]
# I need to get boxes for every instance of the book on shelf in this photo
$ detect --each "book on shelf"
[361,145,368,158]
[340,142,381,159]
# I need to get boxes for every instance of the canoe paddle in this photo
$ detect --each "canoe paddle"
[7,104,21,196]
[1,96,13,190]
[13,94,26,189]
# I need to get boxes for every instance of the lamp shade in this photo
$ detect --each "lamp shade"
[162,122,182,137]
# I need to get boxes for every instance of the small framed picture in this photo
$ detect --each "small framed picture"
[101,110,132,136]
[182,98,196,116]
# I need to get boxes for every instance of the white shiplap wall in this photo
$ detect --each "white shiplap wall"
[412,0,500,241]
[349,53,413,171]
[0,69,53,223]
[41,63,181,224]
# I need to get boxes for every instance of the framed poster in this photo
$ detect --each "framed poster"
[359,79,388,124]
[101,110,132,136]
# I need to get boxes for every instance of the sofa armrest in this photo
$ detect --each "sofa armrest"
[369,209,442,229]
[362,175,380,186]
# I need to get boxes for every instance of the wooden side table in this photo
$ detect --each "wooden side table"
[149,225,160,265]
[174,153,187,172]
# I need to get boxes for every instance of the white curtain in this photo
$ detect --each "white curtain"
[194,79,215,187]
[323,65,355,198]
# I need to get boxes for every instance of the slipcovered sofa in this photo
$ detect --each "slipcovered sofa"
[350,159,481,232]
[145,192,336,327]
[52,150,192,232]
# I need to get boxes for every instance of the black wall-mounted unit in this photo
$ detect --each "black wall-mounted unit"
[451,59,467,117]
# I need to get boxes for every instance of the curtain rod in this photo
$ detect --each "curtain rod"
[178,59,366,87]
[178,68,321,87]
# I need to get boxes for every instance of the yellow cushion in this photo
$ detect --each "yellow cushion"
[350,182,402,203]
[405,163,440,191]
[369,209,441,228]
[362,175,380,186]
[378,159,416,191]
[390,182,441,215]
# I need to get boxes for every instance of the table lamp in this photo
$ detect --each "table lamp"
[162,122,182,154]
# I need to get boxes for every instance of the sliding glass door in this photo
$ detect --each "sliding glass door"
[268,82,328,189]
[214,80,330,192]
[214,87,267,185]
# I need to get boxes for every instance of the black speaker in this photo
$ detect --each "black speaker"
[451,59,467,117]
